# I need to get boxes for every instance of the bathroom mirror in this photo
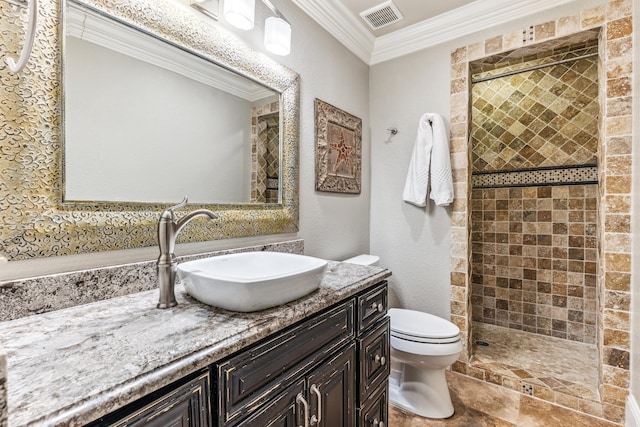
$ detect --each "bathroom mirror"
[64,2,281,204]
[0,0,299,260]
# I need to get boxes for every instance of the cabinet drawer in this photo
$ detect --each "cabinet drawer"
[217,300,355,426]
[358,382,388,427]
[358,317,390,403]
[357,282,388,334]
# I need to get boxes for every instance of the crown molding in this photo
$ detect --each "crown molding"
[370,0,578,64]
[291,0,375,63]
[293,0,580,65]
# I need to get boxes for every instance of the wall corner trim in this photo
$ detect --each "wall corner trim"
[626,395,640,427]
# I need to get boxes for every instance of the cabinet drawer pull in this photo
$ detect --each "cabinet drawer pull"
[296,393,309,427]
[377,303,384,312]
[374,354,386,365]
[310,384,321,425]
[371,302,384,312]
[371,418,385,426]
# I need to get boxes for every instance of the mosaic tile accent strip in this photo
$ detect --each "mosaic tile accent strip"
[471,184,598,344]
[472,165,598,188]
[471,42,599,172]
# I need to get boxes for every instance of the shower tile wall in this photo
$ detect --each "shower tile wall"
[470,38,599,345]
[471,184,598,343]
[251,102,280,203]
[471,40,599,172]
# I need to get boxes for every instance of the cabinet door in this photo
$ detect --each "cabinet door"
[358,383,388,427]
[234,379,305,427]
[102,372,210,427]
[358,318,390,403]
[306,342,356,427]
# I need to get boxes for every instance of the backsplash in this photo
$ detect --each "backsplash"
[0,240,303,322]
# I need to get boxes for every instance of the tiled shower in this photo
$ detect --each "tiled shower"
[469,33,601,355]
[449,3,634,422]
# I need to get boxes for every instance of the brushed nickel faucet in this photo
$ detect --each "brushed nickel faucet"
[156,197,217,309]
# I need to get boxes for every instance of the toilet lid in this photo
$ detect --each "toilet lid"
[389,308,460,341]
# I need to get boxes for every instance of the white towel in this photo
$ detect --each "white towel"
[402,113,454,207]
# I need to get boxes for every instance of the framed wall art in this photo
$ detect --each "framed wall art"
[314,99,362,194]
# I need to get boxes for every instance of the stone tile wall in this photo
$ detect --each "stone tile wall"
[471,41,599,172]
[448,1,633,424]
[471,185,598,344]
[250,102,280,203]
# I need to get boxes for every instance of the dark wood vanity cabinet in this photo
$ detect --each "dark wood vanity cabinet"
[87,281,389,427]
[217,281,390,427]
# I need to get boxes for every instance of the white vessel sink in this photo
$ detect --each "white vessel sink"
[176,251,328,312]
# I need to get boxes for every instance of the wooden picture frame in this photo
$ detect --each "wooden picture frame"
[314,99,362,194]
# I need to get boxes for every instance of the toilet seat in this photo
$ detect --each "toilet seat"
[389,308,460,344]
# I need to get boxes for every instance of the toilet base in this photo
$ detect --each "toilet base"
[389,365,455,419]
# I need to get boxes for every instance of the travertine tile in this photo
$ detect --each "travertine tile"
[518,396,618,426]
[485,36,503,54]
[581,5,606,28]
[503,31,523,50]
[534,21,556,41]
[556,15,580,36]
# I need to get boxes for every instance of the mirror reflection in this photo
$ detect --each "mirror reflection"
[63,2,281,204]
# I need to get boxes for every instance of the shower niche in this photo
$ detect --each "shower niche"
[468,30,602,402]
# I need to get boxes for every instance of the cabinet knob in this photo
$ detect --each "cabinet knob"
[374,354,386,365]
[371,302,384,312]
[372,418,385,427]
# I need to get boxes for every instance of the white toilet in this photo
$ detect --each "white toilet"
[342,254,462,419]
[388,308,462,419]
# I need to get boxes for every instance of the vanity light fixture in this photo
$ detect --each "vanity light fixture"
[192,0,291,56]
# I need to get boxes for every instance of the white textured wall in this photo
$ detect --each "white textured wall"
[369,0,607,318]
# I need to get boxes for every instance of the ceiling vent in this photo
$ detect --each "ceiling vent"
[359,1,404,30]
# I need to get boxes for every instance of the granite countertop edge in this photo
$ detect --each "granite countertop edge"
[1,261,391,427]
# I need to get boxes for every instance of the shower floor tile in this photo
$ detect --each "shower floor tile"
[471,322,599,401]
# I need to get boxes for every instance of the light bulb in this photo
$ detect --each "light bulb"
[223,0,255,30]
[264,16,291,56]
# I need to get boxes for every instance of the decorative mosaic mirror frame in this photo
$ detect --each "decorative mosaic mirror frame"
[0,0,300,260]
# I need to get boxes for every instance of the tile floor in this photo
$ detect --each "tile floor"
[389,372,618,426]
[472,323,599,401]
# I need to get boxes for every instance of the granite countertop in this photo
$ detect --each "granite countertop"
[0,261,391,427]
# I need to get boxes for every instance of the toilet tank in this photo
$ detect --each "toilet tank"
[342,254,380,266]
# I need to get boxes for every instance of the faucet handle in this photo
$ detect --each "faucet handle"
[163,197,189,221]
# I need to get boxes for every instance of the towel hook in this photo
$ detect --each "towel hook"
[4,0,37,72]
[387,127,398,136]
